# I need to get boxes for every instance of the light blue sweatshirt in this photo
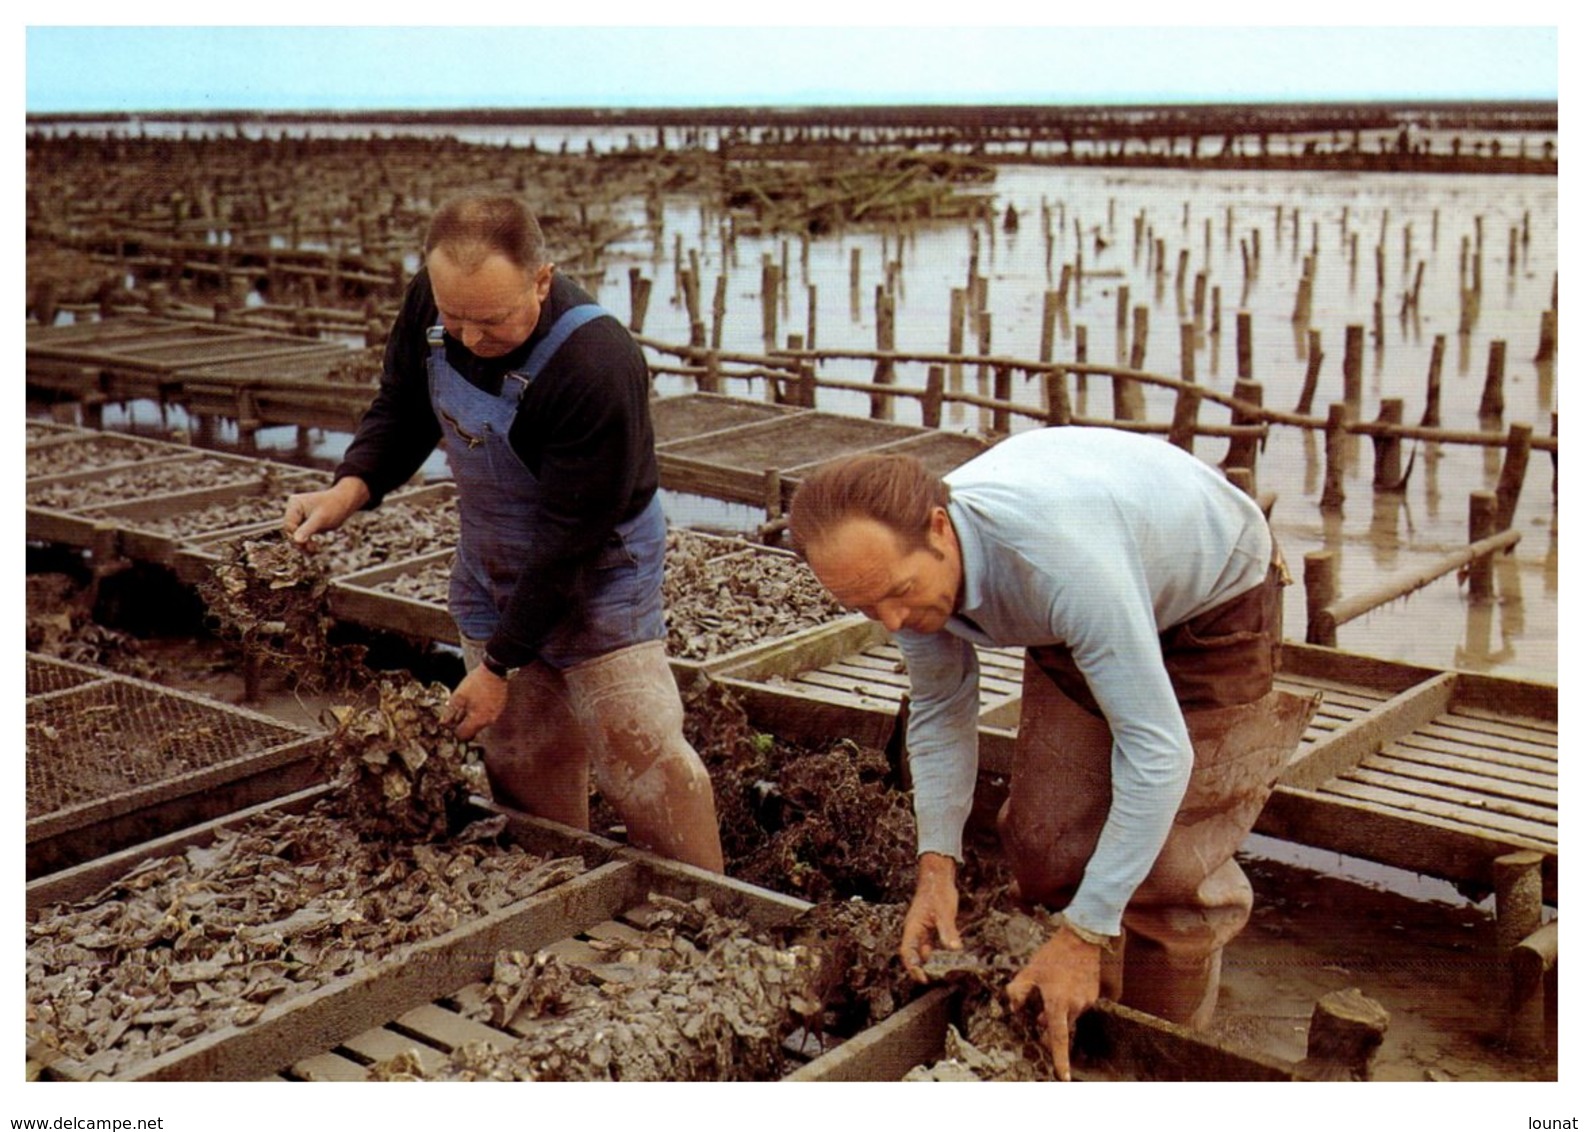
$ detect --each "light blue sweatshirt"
[894,426,1272,938]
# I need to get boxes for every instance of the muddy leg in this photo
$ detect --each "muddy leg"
[461,639,592,829]
[1119,858,1254,1029]
[565,641,725,872]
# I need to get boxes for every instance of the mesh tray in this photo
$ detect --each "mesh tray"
[26,654,113,698]
[26,678,309,820]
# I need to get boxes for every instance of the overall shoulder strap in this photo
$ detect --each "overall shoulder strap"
[523,303,609,379]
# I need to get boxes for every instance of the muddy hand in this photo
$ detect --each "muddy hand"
[447,665,509,741]
[900,851,962,981]
[1005,926,1102,1081]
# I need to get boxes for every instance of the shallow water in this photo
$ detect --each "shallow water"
[81,149,1558,682]
[580,163,1558,681]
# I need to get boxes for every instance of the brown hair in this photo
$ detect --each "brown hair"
[787,453,950,557]
[424,193,548,272]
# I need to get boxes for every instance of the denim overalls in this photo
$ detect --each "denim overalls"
[426,304,668,669]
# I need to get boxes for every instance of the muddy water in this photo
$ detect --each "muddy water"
[587,164,1557,681]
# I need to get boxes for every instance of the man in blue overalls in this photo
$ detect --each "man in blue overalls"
[285,193,724,871]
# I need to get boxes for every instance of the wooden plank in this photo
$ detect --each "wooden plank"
[1448,703,1558,736]
[787,679,905,714]
[1326,771,1557,834]
[337,1027,450,1075]
[1414,720,1558,761]
[1280,673,1458,789]
[1074,1001,1297,1082]
[1389,729,1557,774]
[1256,786,1557,901]
[712,617,884,681]
[1361,752,1555,809]
[1451,671,1558,722]
[785,987,956,1081]
[1274,677,1396,710]
[1374,743,1556,793]
[1279,642,1441,696]
[288,1051,369,1082]
[392,1004,517,1053]
[59,860,643,1080]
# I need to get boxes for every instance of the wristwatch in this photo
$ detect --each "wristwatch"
[480,653,516,680]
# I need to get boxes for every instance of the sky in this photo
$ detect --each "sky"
[22,22,1560,114]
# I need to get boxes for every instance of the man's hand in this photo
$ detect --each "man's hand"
[899,851,963,981]
[284,477,371,551]
[1005,922,1103,1081]
[445,665,509,741]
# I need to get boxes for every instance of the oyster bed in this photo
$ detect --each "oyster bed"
[663,529,846,660]
[28,458,291,511]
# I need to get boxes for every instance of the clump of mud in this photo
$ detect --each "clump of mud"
[672,677,919,904]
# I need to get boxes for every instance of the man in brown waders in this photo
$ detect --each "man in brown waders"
[787,426,1316,1079]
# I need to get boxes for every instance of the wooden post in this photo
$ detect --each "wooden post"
[698,350,721,395]
[1535,310,1556,362]
[763,468,784,524]
[1296,989,1391,1082]
[1467,491,1498,600]
[1492,850,1548,1054]
[1303,550,1340,646]
[761,258,780,352]
[1321,402,1349,512]
[1116,309,1148,422]
[1040,290,1058,362]
[1295,329,1324,414]
[1236,311,1253,380]
[797,359,818,409]
[1342,325,1364,405]
[1291,271,1313,325]
[1371,399,1405,492]
[1494,423,1533,531]
[992,366,1012,435]
[871,287,896,421]
[1494,850,1545,955]
[1115,285,1130,342]
[627,268,651,333]
[1169,386,1202,452]
[1420,336,1446,427]
[1044,367,1072,427]
[1129,305,1149,370]
[1179,322,1196,386]
[711,275,727,350]
[806,283,818,350]
[1479,339,1507,421]
[1223,380,1263,479]
[923,366,945,428]
[1508,920,1556,1057]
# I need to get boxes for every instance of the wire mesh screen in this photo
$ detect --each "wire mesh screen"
[26,654,109,698]
[26,679,306,819]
